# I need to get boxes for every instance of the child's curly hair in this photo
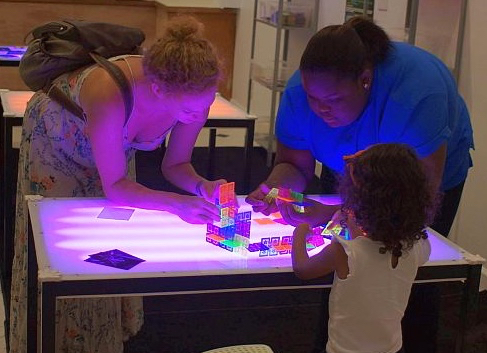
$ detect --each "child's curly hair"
[142,15,222,94]
[338,143,439,257]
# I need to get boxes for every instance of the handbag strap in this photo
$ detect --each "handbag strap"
[46,85,87,121]
[44,52,134,124]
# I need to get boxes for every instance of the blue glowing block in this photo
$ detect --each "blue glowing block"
[259,237,271,257]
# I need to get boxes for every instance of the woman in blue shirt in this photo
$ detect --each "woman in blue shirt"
[247,16,473,237]
[247,16,473,353]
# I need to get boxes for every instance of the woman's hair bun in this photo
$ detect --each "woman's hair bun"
[165,16,204,41]
[143,14,221,94]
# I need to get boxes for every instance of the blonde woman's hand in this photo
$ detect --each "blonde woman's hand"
[173,195,221,224]
[197,179,224,201]
[198,179,239,207]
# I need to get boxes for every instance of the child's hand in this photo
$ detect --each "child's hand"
[328,209,362,240]
[329,210,345,227]
[277,198,331,227]
[325,210,345,242]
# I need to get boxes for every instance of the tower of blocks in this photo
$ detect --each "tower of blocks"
[264,187,307,213]
[205,182,252,255]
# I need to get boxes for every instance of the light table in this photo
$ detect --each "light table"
[26,195,485,353]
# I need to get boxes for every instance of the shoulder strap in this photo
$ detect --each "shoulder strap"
[89,52,134,123]
[46,85,87,120]
[44,53,134,124]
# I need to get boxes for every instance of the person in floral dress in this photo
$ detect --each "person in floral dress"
[10,15,225,352]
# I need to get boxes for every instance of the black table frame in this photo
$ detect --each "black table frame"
[0,60,21,67]
[0,111,22,343]
[26,217,483,353]
[204,117,256,194]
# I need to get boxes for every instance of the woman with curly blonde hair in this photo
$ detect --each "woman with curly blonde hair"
[11,15,224,353]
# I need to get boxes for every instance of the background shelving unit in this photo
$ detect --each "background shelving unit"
[247,0,320,165]
[405,0,467,82]
[345,0,374,21]
[373,0,467,82]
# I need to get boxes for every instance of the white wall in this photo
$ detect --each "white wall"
[415,0,462,71]
[373,0,409,41]
[231,0,254,110]
[318,0,347,27]
[451,0,487,289]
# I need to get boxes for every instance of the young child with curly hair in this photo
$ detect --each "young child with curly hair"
[289,143,438,353]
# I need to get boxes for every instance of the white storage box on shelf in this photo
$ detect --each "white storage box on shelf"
[250,61,295,91]
[258,0,313,28]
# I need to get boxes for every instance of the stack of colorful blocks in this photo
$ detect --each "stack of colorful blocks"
[205,182,252,255]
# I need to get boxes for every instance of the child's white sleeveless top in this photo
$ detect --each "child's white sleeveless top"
[326,235,431,353]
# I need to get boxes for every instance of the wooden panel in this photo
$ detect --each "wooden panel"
[0,67,28,91]
[156,5,237,99]
[2,0,154,5]
[0,1,157,90]
[0,2,157,45]
[0,1,237,99]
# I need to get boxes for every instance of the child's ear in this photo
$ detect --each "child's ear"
[346,212,358,228]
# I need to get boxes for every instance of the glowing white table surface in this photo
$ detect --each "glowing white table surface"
[0,89,33,148]
[26,196,484,353]
[28,195,483,281]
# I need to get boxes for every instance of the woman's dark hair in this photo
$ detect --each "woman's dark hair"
[300,16,391,79]
[338,143,439,257]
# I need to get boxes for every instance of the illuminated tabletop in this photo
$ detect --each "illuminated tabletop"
[0,46,26,67]
[26,196,484,353]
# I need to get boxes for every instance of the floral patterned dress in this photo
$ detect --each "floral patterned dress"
[10,56,144,353]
